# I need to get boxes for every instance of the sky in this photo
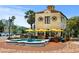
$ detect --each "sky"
[0,5,79,28]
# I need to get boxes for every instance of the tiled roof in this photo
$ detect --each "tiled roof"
[35,10,68,20]
[35,10,59,14]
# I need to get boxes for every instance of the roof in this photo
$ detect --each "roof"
[35,10,59,14]
[35,10,68,20]
[59,11,68,20]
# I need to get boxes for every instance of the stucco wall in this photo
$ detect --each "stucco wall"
[35,10,66,30]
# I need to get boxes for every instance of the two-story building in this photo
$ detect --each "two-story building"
[35,5,68,37]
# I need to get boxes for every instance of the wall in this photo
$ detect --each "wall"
[35,10,66,30]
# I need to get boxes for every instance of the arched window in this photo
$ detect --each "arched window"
[38,17,43,21]
[52,16,57,21]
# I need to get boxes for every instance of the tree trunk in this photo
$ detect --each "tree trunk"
[31,24,32,29]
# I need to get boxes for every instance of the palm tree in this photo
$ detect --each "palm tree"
[24,10,35,29]
[8,16,16,39]
[11,16,16,20]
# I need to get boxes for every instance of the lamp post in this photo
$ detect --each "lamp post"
[8,17,12,39]
[8,16,15,39]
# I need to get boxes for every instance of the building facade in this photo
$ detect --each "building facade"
[35,6,68,37]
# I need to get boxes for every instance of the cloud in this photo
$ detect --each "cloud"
[0,5,30,28]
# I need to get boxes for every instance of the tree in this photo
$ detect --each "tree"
[12,25,17,34]
[11,16,16,20]
[24,10,35,29]
[0,20,4,32]
[11,16,16,33]
[67,16,79,37]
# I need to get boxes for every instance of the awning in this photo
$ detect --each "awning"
[25,29,34,32]
[51,29,63,32]
[35,29,48,32]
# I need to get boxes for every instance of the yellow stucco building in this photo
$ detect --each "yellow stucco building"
[35,5,68,37]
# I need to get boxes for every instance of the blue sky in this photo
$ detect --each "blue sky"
[0,5,79,28]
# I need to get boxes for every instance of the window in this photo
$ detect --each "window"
[38,17,43,21]
[45,16,50,24]
[52,16,57,21]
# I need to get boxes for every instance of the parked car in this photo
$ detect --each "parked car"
[1,33,6,36]
[0,32,14,36]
